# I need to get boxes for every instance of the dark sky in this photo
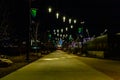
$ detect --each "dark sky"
[1,0,120,40]
[34,0,120,36]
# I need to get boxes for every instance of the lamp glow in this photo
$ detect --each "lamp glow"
[74,19,77,24]
[56,13,59,19]
[69,19,72,24]
[63,16,66,22]
[48,7,52,13]
[61,29,63,33]
[66,27,68,31]
[70,25,73,29]
[57,29,59,33]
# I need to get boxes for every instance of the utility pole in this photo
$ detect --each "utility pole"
[80,21,85,54]
[35,22,39,54]
[35,22,39,43]
[26,0,31,61]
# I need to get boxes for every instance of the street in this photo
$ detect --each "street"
[0,0,120,80]
[1,50,119,80]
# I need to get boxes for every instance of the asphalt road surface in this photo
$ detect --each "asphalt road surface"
[0,50,113,80]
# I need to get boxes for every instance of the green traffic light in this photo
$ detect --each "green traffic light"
[69,35,72,41]
[31,8,37,17]
[78,27,82,33]
[48,34,52,38]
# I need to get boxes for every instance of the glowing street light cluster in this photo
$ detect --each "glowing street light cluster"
[48,7,79,24]
[47,6,88,43]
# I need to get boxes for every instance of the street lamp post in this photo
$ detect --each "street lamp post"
[80,21,85,54]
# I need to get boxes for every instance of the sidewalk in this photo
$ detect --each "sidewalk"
[0,50,113,80]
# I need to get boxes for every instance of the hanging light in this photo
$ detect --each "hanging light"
[66,34,68,37]
[56,12,59,19]
[57,33,59,36]
[74,19,77,24]
[70,25,73,29]
[65,27,68,31]
[80,21,85,24]
[57,29,59,33]
[61,29,63,33]
[60,34,62,37]
[69,19,72,24]
[63,16,66,22]
[54,32,56,35]
[53,29,56,33]
[48,7,52,13]
[63,34,65,37]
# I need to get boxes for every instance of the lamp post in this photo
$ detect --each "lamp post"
[80,21,85,54]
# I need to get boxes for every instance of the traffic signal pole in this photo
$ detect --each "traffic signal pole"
[26,0,31,61]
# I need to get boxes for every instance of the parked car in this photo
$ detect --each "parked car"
[0,57,13,67]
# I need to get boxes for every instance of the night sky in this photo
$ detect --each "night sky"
[0,0,120,40]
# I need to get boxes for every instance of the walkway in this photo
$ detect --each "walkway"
[0,50,113,80]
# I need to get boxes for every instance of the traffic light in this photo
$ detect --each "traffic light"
[78,27,82,33]
[31,8,37,18]
[48,34,52,40]
[69,35,73,41]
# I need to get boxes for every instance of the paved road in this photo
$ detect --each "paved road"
[76,54,120,80]
[0,50,113,80]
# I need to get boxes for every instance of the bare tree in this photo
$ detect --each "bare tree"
[0,0,10,42]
